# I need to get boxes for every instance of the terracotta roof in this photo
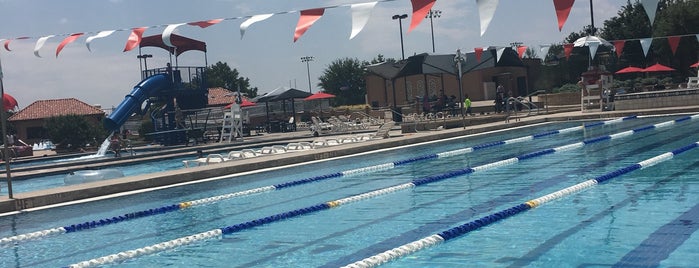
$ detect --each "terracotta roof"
[207,87,237,106]
[9,98,104,121]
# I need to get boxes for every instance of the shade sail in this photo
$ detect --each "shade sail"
[642,63,675,72]
[3,93,17,111]
[140,34,206,57]
[254,86,312,103]
[615,66,644,74]
[304,92,335,100]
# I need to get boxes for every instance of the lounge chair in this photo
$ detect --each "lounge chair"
[357,121,395,140]
[310,116,333,137]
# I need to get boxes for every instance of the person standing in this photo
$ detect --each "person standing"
[463,94,472,116]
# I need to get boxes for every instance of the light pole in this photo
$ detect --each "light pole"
[301,56,314,93]
[426,10,441,53]
[392,14,408,60]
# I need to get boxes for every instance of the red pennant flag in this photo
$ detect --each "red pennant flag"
[408,0,436,32]
[667,36,680,55]
[517,46,527,59]
[188,19,224,28]
[563,43,574,60]
[475,47,484,62]
[294,8,325,42]
[123,27,146,52]
[613,40,625,58]
[56,33,84,58]
[4,37,29,51]
[553,0,575,31]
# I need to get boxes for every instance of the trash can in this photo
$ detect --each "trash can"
[392,107,402,122]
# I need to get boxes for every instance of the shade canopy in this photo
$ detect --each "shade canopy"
[140,34,207,57]
[304,92,335,101]
[254,86,312,103]
[642,63,675,72]
[223,98,255,109]
[3,93,18,111]
[615,66,644,74]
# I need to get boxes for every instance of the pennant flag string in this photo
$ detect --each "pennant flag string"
[56,33,84,58]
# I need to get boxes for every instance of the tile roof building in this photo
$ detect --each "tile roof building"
[8,98,105,144]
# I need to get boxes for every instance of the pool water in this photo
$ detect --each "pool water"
[0,115,697,267]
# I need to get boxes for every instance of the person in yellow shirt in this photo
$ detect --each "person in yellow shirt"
[463,94,472,116]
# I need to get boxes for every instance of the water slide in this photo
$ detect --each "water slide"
[104,74,172,131]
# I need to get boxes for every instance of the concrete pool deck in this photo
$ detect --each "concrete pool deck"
[1,105,698,214]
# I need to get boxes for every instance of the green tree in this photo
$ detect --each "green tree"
[317,58,367,106]
[205,61,259,98]
[46,115,105,150]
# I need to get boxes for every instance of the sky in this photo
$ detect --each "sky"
[0,0,624,110]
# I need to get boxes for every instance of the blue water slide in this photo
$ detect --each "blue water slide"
[104,74,172,131]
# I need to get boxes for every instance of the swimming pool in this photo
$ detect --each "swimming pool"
[0,115,697,267]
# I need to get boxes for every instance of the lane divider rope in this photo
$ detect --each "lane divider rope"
[68,116,698,268]
[341,141,699,268]
[1,116,640,247]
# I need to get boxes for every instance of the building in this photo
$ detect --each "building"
[364,48,532,114]
[8,98,105,144]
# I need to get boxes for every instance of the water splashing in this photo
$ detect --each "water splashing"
[95,132,114,156]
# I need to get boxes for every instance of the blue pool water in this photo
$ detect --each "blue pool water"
[0,115,697,267]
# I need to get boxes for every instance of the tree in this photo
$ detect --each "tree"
[205,61,259,98]
[317,58,367,106]
[46,115,105,150]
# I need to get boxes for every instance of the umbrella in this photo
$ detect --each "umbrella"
[224,98,255,109]
[573,36,612,47]
[3,93,18,111]
[303,92,336,101]
[690,61,699,68]
[615,66,644,74]
[642,63,675,72]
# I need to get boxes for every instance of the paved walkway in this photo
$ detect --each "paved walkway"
[1,105,698,213]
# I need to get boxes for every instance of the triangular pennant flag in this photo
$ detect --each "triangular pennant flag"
[408,0,436,33]
[640,0,659,25]
[517,46,527,59]
[613,40,625,58]
[86,30,115,52]
[4,37,29,51]
[667,36,680,55]
[563,43,574,60]
[188,19,223,28]
[162,23,186,47]
[477,0,500,36]
[588,41,600,60]
[475,47,484,62]
[639,38,653,57]
[240,14,274,39]
[294,8,325,42]
[553,0,575,31]
[495,47,506,63]
[539,44,551,60]
[56,33,84,58]
[34,35,55,58]
[350,2,377,39]
[123,27,146,52]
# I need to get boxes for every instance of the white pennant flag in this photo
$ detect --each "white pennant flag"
[495,47,506,63]
[588,41,600,60]
[162,23,186,47]
[639,38,653,57]
[477,0,500,36]
[349,2,377,39]
[641,0,659,25]
[240,14,274,39]
[34,35,55,58]
[86,30,116,52]
[539,44,551,60]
